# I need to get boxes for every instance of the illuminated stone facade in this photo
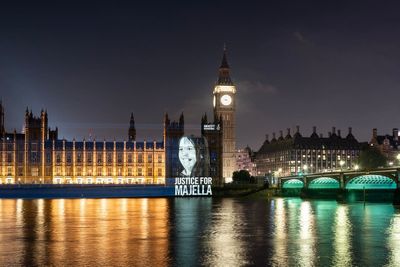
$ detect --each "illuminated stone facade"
[235,147,256,176]
[213,48,236,182]
[369,128,400,163]
[255,126,363,177]
[0,104,165,184]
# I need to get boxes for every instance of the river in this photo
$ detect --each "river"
[0,197,399,266]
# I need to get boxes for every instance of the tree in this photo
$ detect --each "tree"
[357,146,387,170]
[232,170,252,183]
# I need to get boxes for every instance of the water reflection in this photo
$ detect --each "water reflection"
[202,198,249,266]
[333,205,352,266]
[272,198,288,265]
[0,198,170,266]
[0,198,399,266]
[298,201,316,267]
[386,211,400,266]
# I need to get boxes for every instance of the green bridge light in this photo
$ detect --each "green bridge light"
[282,179,304,189]
[309,177,340,189]
[345,175,396,190]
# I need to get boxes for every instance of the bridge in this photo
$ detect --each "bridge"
[279,167,400,190]
[278,168,400,203]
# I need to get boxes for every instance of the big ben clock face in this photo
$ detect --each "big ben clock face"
[220,95,232,106]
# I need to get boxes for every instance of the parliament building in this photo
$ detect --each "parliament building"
[0,103,166,184]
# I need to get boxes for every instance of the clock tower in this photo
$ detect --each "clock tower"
[213,47,236,181]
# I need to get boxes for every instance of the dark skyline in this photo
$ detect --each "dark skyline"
[1,1,399,149]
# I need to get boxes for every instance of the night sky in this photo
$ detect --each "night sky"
[1,1,399,150]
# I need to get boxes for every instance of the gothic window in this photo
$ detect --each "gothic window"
[97,167,102,176]
[147,168,152,176]
[107,153,112,163]
[138,153,143,163]
[66,152,72,163]
[87,153,92,163]
[66,167,72,176]
[97,153,102,164]
[128,153,133,163]
[56,167,61,176]
[44,167,50,176]
[117,153,123,163]
[147,154,152,163]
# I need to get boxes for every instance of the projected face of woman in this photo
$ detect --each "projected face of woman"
[179,137,197,176]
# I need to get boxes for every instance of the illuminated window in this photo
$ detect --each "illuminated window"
[138,168,143,176]
[87,153,92,163]
[117,153,123,163]
[107,167,112,176]
[157,168,162,176]
[45,167,51,176]
[77,167,82,176]
[56,153,61,163]
[7,152,12,163]
[7,167,12,176]
[147,154,152,163]
[138,153,143,163]
[97,153,102,164]
[128,167,132,176]
[77,152,82,163]
[147,168,152,176]
[66,167,72,176]
[118,168,122,176]
[158,154,162,163]
[107,153,112,163]
[97,167,102,176]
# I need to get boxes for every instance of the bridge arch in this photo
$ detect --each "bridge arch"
[282,179,304,189]
[346,174,396,190]
[308,177,340,189]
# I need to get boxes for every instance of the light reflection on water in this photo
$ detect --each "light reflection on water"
[0,198,399,266]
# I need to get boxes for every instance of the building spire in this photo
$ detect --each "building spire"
[128,112,136,141]
[220,44,229,69]
[217,45,233,85]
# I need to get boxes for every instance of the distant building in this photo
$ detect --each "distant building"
[0,103,165,184]
[235,147,256,176]
[254,126,363,177]
[369,128,399,163]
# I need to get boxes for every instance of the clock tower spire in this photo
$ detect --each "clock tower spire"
[213,46,237,182]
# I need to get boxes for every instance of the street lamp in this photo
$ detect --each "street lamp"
[354,164,359,171]
[339,160,345,170]
[397,154,400,165]
[303,164,308,174]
